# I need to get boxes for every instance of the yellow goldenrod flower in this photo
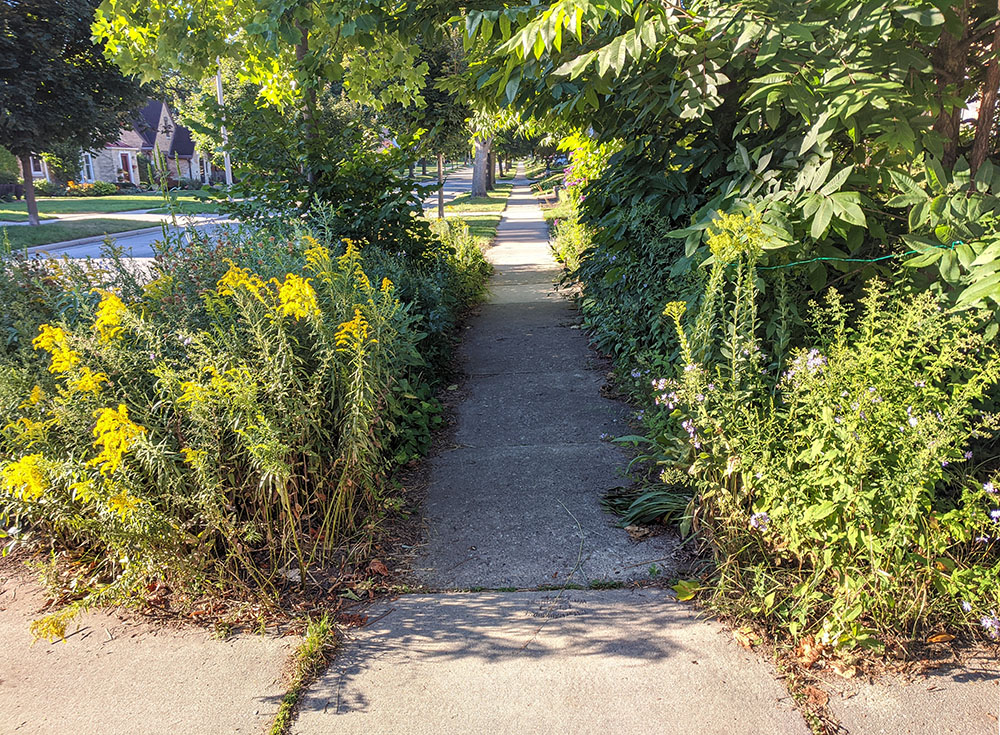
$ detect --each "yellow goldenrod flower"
[335,308,374,350]
[177,381,210,406]
[662,301,687,321]
[24,385,45,406]
[107,489,141,519]
[32,324,81,374]
[217,260,268,302]
[32,323,65,353]
[93,290,128,343]
[70,478,98,504]
[142,274,175,301]
[69,367,109,395]
[706,211,765,265]
[179,447,206,466]
[277,273,321,321]
[90,404,146,476]
[380,278,394,294]
[1,453,47,501]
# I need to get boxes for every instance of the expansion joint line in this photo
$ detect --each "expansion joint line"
[518,500,586,651]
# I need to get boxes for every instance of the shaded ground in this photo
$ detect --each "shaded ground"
[294,590,809,735]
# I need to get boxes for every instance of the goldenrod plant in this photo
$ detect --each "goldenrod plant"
[0,220,490,638]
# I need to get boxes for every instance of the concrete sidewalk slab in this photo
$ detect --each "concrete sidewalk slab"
[0,561,295,735]
[452,370,625,446]
[293,590,811,735]
[826,659,999,735]
[417,444,684,588]
[415,170,677,590]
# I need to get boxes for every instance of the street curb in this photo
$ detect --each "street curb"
[24,215,229,256]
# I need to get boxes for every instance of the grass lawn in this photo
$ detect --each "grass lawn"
[146,201,220,215]
[2,219,156,250]
[525,161,549,180]
[0,194,211,218]
[0,211,58,223]
[446,183,513,213]
[458,215,503,244]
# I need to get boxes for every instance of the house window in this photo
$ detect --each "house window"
[30,156,45,177]
[81,153,95,183]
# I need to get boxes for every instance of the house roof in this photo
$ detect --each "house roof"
[135,100,163,147]
[113,100,195,159]
[168,124,195,159]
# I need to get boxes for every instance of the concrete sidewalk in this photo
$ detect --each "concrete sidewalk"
[293,169,812,734]
[0,558,295,735]
[294,590,808,735]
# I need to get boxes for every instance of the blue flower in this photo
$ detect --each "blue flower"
[981,612,1000,640]
[749,512,770,531]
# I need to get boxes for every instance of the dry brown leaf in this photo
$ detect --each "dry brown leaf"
[624,524,653,541]
[926,633,956,643]
[803,685,829,708]
[830,661,857,679]
[369,559,389,576]
[733,626,758,649]
[795,636,825,668]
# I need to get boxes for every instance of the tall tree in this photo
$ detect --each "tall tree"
[0,0,146,225]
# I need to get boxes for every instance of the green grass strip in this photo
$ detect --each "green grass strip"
[445,183,514,213]
[2,219,155,250]
[269,615,338,735]
[0,194,206,217]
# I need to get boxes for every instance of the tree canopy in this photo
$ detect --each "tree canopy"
[464,0,1000,309]
[0,0,147,223]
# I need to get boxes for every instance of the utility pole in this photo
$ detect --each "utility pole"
[216,61,234,187]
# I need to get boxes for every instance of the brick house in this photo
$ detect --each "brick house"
[28,101,216,186]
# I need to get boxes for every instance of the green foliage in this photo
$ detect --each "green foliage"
[648,214,1000,648]
[66,181,119,197]
[0,0,146,157]
[31,181,65,197]
[0,217,490,638]
[40,143,85,186]
[95,0,435,110]
[468,0,1000,322]
[0,148,20,181]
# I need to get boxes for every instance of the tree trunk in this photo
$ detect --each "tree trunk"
[18,153,40,226]
[437,153,445,220]
[471,136,492,197]
[296,24,318,185]
[932,1,970,167]
[486,150,496,190]
[409,163,415,179]
[421,158,427,177]
[972,5,1000,175]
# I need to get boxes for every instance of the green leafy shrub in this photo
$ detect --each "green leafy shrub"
[66,181,118,197]
[0,220,490,638]
[32,180,64,197]
[649,214,1000,648]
